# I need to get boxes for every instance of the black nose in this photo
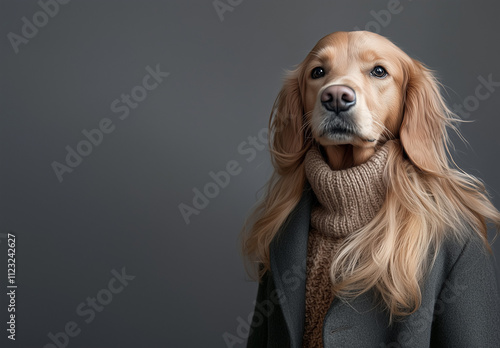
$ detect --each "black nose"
[321,85,356,113]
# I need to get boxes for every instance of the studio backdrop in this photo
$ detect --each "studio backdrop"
[1,0,499,347]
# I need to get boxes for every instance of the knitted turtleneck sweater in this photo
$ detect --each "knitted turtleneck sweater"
[301,142,390,348]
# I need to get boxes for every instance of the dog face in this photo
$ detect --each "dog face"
[271,31,450,172]
[302,31,407,148]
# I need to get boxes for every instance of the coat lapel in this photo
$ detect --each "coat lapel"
[269,186,313,348]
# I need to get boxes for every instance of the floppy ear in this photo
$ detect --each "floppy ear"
[400,60,450,174]
[269,70,309,174]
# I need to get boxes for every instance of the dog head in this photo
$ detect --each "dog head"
[272,31,450,172]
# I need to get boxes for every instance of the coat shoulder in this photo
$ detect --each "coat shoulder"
[431,228,497,291]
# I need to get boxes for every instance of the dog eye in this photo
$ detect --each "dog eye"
[370,66,388,78]
[311,67,325,79]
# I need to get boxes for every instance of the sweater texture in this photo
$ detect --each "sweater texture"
[302,143,390,348]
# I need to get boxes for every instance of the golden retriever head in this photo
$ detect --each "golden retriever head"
[272,31,450,171]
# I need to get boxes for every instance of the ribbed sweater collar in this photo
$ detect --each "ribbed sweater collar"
[304,142,390,238]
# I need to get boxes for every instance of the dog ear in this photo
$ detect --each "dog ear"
[269,70,309,174]
[400,60,450,174]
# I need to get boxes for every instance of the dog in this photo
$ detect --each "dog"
[241,31,500,330]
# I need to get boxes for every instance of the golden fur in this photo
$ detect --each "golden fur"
[241,31,500,320]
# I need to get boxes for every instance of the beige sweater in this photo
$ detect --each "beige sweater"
[302,142,390,348]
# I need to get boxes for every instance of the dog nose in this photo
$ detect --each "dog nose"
[321,85,356,113]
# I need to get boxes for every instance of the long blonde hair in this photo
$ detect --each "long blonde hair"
[240,50,500,321]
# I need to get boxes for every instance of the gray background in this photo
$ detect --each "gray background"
[1,0,499,347]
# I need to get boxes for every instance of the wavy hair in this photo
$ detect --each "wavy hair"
[240,44,500,321]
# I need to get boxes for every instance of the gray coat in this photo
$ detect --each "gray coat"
[247,187,500,348]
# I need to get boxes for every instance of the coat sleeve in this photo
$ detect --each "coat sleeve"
[430,234,500,347]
